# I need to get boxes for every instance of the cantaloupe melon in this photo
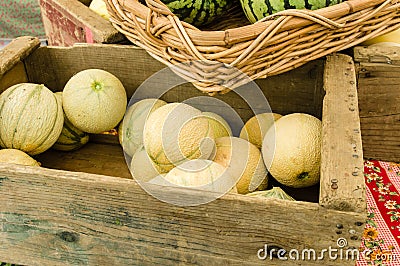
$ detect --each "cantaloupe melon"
[143,103,215,173]
[52,92,89,151]
[89,0,110,20]
[62,69,127,134]
[0,83,64,155]
[164,159,236,191]
[262,113,322,188]
[148,159,237,193]
[130,145,164,182]
[361,28,400,46]
[212,136,268,194]
[239,113,282,149]
[202,112,232,139]
[119,98,167,157]
[0,149,41,166]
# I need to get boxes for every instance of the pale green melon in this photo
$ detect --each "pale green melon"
[0,83,64,155]
[62,69,127,134]
[247,187,295,201]
[119,98,167,157]
[130,145,164,182]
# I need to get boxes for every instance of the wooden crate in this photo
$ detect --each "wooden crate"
[39,0,125,46]
[0,36,366,265]
[354,45,400,163]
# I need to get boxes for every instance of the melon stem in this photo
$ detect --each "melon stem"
[92,81,103,91]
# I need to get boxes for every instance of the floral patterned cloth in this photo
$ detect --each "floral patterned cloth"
[357,160,400,265]
[0,0,45,47]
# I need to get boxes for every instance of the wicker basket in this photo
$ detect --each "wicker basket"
[106,0,400,94]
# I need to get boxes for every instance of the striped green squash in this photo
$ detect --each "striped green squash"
[160,0,236,27]
[0,83,64,155]
[240,0,343,23]
[52,92,89,151]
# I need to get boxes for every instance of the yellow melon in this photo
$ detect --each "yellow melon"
[262,113,322,188]
[0,149,40,166]
[89,0,110,20]
[239,113,282,149]
[212,136,268,194]
[143,103,215,173]
[202,112,232,139]
[163,159,236,192]
[361,28,400,46]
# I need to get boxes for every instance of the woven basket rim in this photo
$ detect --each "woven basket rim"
[106,0,400,94]
[110,0,393,45]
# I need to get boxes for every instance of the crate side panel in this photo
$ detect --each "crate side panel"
[319,54,365,213]
[357,63,400,162]
[0,164,365,266]
[0,62,29,92]
[354,45,400,66]
[24,45,325,122]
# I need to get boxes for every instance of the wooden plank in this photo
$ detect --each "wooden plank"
[356,62,400,162]
[0,164,365,266]
[319,54,365,213]
[39,0,125,46]
[0,62,28,93]
[354,45,400,65]
[0,36,40,79]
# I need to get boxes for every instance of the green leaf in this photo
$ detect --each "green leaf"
[373,166,381,173]
[367,219,377,227]
[365,242,375,249]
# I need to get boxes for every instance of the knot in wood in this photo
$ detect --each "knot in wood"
[57,231,79,243]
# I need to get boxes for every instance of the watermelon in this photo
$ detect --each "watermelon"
[159,0,236,27]
[240,0,343,23]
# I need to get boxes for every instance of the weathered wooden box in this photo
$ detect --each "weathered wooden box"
[354,45,400,163]
[0,37,367,265]
[39,0,125,46]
